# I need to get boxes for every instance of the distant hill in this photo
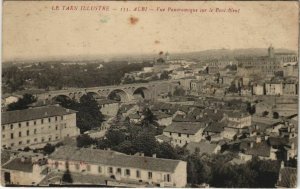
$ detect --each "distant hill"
[170,48,297,61]
[3,48,296,65]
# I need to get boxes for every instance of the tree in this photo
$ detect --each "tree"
[133,131,158,156]
[273,112,279,119]
[7,93,37,111]
[62,161,73,184]
[141,108,157,127]
[155,142,179,159]
[58,94,104,133]
[43,143,56,155]
[76,134,94,148]
[160,71,169,80]
[262,111,269,117]
[173,86,185,96]
[106,129,126,146]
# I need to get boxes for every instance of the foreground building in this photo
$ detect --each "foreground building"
[47,146,187,187]
[1,105,80,150]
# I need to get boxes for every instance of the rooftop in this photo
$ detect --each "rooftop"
[2,105,77,125]
[49,146,183,173]
[164,122,207,135]
[186,141,220,155]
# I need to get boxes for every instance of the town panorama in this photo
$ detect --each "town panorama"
[1,46,298,187]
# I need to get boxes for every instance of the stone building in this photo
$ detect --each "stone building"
[1,105,80,150]
[47,146,187,187]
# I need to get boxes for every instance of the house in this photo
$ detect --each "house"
[153,111,172,127]
[127,113,142,124]
[265,81,283,95]
[225,110,252,129]
[275,162,297,188]
[186,141,221,156]
[97,99,119,117]
[1,105,80,150]
[252,82,265,95]
[1,154,48,186]
[163,122,207,147]
[47,146,187,187]
[239,138,277,161]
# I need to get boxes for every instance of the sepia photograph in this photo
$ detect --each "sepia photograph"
[1,1,299,187]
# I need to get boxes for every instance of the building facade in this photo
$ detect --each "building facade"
[1,105,79,150]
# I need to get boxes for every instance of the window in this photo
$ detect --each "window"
[148,172,152,179]
[48,118,51,123]
[34,138,38,142]
[11,133,14,139]
[55,126,58,130]
[178,133,181,137]
[136,170,141,178]
[125,169,130,176]
[56,136,59,140]
[27,130,29,136]
[34,129,37,134]
[49,137,51,141]
[2,126,5,130]
[19,132,22,137]
[19,141,22,145]
[108,167,113,174]
[33,121,36,125]
[41,119,44,124]
[11,143,14,147]
[27,140,30,144]
[2,134,5,139]
[18,123,21,128]
[98,166,102,173]
[41,138,45,142]
[87,165,91,172]
[170,132,172,136]
[61,116,64,120]
[164,174,171,182]
[117,168,122,174]
[26,122,29,126]
[75,164,80,170]
[55,161,59,169]
[55,117,58,121]
[10,124,13,130]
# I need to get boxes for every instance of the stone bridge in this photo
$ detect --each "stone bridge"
[36,80,181,102]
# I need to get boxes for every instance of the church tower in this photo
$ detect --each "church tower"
[268,44,275,58]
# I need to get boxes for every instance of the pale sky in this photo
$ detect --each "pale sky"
[3,1,299,62]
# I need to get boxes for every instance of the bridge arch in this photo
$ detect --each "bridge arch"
[133,87,151,100]
[107,89,130,102]
[52,94,72,103]
[86,92,100,99]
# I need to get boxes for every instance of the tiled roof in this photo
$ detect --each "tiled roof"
[49,147,183,173]
[2,158,34,172]
[164,122,207,135]
[204,122,225,133]
[276,167,297,188]
[2,105,77,125]
[186,141,219,155]
[244,141,271,157]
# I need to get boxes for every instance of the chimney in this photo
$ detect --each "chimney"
[214,109,218,114]
[152,154,156,158]
[264,135,269,141]
[66,109,70,113]
[21,156,25,163]
[140,152,144,157]
[280,161,285,169]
